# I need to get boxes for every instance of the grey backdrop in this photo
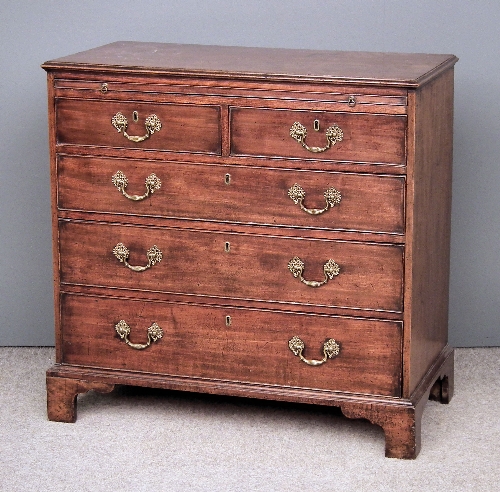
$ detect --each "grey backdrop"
[1,1,499,347]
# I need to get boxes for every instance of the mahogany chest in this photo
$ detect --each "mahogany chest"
[43,42,457,458]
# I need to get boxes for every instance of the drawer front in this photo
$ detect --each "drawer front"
[57,155,406,235]
[56,99,221,154]
[230,107,406,165]
[60,293,403,397]
[59,221,404,313]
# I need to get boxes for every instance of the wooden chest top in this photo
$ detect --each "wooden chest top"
[42,41,457,87]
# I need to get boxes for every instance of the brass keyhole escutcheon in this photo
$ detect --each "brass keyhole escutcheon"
[313,119,320,131]
[100,83,108,93]
[225,315,231,326]
[224,241,231,253]
[225,173,231,185]
[133,111,139,123]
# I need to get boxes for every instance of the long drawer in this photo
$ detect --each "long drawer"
[59,221,404,313]
[55,99,221,154]
[60,293,403,397]
[230,107,407,165]
[57,155,406,235]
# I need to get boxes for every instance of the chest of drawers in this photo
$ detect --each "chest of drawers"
[43,42,457,459]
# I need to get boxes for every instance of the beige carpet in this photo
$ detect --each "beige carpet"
[0,347,498,491]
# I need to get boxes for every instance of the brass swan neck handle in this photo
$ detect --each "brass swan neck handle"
[112,171,161,201]
[115,320,163,350]
[111,112,162,143]
[289,121,343,153]
[288,336,340,366]
[288,256,340,287]
[113,243,162,272]
[288,183,341,215]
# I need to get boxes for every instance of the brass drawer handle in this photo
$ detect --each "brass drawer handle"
[115,320,163,350]
[290,121,343,153]
[288,336,340,366]
[112,171,161,201]
[288,183,341,215]
[113,243,162,272]
[111,112,162,143]
[288,256,340,287]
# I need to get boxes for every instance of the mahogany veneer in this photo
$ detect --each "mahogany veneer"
[43,42,457,458]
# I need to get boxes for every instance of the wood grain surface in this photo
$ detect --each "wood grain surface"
[42,41,457,88]
[60,293,403,396]
[58,220,404,313]
[230,107,406,165]
[56,99,221,153]
[57,155,406,235]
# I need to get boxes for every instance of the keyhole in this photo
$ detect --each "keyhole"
[225,315,232,326]
[224,242,230,253]
[314,119,320,131]
[225,173,231,185]
[133,111,139,122]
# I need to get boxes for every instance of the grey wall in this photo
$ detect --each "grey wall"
[1,1,499,347]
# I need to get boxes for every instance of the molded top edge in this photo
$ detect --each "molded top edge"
[42,41,458,88]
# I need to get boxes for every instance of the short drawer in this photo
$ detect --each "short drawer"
[59,221,404,313]
[57,155,405,235]
[55,99,221,154]
[60,293,403,397]
[230,107,406,165]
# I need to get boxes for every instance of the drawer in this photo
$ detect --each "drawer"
[55,99,221,154]
[59,221,404,313]
[230,107,406,165]
[57,155,406,235]
[60,293,403,397]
